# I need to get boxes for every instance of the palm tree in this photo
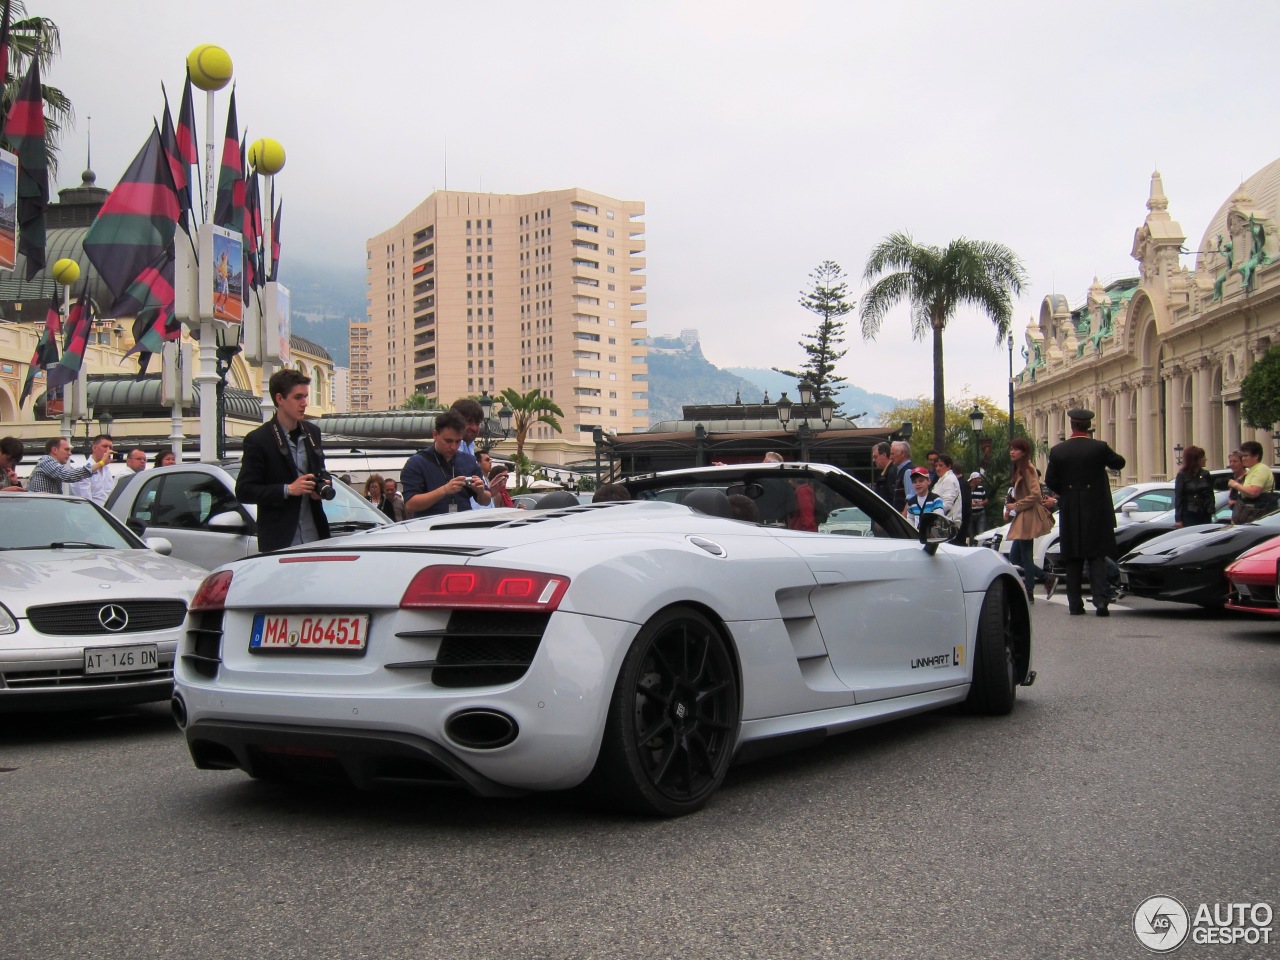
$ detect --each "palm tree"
[860,232,1026,447]
[1,3,73,176]
[497,387,564,474]
[401,391,441,411]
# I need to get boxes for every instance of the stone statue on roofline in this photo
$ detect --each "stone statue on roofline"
[1237,214,1271,293]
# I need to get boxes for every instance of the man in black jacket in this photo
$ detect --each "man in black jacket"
[235,369,332,554]
[1044,409,1125,616]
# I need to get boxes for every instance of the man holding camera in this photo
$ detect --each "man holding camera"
[401,409,491,518]
[236,369,332,553]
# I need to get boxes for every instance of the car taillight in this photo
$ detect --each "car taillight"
[190,570,234,611]
[400,564,569,611]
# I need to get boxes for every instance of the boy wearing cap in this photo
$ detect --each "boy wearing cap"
[903,465,945,529]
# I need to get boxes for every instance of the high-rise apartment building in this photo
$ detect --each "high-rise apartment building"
[359,189,648,440]
[348,320,372,412]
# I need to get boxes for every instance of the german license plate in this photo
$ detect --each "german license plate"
[84,644,159,675]
[250,614,369,652]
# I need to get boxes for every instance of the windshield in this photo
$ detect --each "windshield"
[1112,486,1138,507]
[623,466,917,539]
[222,463,389,527]
[1,497,139,550]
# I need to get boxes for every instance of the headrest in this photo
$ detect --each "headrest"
[681,488,733,518]
[533,490,580,510]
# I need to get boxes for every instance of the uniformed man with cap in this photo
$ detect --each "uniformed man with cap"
[1044,409,1126,616]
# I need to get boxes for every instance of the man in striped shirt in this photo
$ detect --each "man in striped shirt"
[27,437,107,495]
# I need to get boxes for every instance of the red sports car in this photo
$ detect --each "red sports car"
[1224,535,1280,616]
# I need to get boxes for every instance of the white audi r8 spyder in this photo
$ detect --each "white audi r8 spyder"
[1,493,207,711]
[174,463,1034,816]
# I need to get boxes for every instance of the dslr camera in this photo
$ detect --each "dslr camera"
[313,470,338,501]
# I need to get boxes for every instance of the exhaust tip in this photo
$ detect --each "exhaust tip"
[171,694,188,729]
[444,709,518,749]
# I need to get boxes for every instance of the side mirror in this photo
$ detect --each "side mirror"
[207,511,249,532]
[145,536,173,556]
[1120,502,1138,515]
[918,513,957,555]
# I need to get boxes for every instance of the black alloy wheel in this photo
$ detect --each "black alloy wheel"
[591,606,740,816]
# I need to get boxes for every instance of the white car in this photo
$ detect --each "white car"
[107,461,390,570]
[173,462,1034,816]
[975,480,1177,568]
[0,493,207,711]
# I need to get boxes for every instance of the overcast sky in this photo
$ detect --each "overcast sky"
[35,0,1280,405]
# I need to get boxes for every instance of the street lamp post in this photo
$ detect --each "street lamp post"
[1174,443,1184,466]
[776,382,831,463]
[214,323,242,460]
[797,422,812,462]
[969,405,985,473]
[477,391,513,447]
[1007,333,1015,446]
[592,426,604,483]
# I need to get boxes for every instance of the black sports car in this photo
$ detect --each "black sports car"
[1118,511,1280,607]
[1043,493,1232,577]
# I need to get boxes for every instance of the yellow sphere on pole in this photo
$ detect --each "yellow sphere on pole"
[187,44,233,91]
[51,258,80,286]
[248,138,286,175]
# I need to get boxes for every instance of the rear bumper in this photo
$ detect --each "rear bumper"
[184,718,526,796]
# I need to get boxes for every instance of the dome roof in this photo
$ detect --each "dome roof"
[1196,156,1280,271]
[0,224,117,312]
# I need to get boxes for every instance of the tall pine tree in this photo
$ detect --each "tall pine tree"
[772,260,852,407]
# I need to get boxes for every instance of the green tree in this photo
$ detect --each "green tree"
[400,392,441,411]
[497,387,564,474]
[1240,345,1280,429]
[880,396,1038,530]
[511,452,535,491]
[860,233,1027,449]
[773,260,852,405]
[0,3,73,176]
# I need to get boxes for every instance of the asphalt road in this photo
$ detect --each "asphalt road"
[2,597,1276,960]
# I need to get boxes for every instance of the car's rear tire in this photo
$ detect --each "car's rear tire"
[589,606,740,816]
[965,580,1017,715]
